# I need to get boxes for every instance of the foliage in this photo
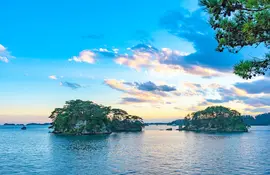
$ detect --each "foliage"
[184,106,248,132]
[242,113,270,125]
[234,53,270,79]
[110,108,144,132]
[168,119,185,126]
[200,0,270,79]
[241,115,255,126]
[255,112,270,125]
[49,100,144,134]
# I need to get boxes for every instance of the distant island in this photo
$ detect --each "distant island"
[242,113,270,126]
[180,106,249,132]
[26,123,51,126]
[3,123,51,126]
[49,100,144,135]
[3,123,16,126]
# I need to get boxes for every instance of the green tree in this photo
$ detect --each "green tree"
[49,100,144,134]
[110,109,144,132]
[183,106,248,132]
[200,0,270,79]
[49,100,111,134]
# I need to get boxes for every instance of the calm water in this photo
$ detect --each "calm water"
[0,125,270,175]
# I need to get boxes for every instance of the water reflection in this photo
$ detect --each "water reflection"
[0,125,270,175]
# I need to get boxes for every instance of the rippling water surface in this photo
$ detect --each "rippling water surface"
[0,125,270,175]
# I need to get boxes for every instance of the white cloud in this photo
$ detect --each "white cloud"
[115,46,223,78]
[113,48,119,53]
[69,50,95,64]
[0,44,6,52]
[0,44,14,63]
[49,75,57,80]
[0,56,9,63]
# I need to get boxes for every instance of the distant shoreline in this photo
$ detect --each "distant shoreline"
[2,123,51,126]
[2,122,270,126]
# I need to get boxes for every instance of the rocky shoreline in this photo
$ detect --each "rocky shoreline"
[180,106,249,133]
[179,126,248,133]
[49,100,144,135]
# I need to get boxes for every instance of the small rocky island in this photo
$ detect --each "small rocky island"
[49,100,144,135]
[180,106,249,132]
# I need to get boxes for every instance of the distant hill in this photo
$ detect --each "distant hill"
[168,113,270,127]
[26,123,51,126]
[144,122,169,126]
[242,113,270,126]
[168,119,185,126]
[3,123,16,126]
[144,120,185,126]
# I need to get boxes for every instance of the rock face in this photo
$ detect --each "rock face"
[181,106,249,133]
[49,100,144,135]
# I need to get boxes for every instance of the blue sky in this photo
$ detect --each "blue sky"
[0,0,269,123]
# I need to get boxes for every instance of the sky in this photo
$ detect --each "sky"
[0,0,269,123]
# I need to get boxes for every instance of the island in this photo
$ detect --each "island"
[180,106,249,132]
[26,123,51,126]
[242,113,270,126]
[49,100,144,135]
[3,123,16,126]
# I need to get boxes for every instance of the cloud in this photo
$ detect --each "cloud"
[0,56,8,63]
[69,50,95,64]
[244,96,270,107]
[198,101,211,106]
[173,82,212,97]
[245,107,270,113]
[105,78,270,110]
[235,79,270,94]
[0,44,6,52]
[206,86,248,103]
[159,8,241,71]
[202,84,270,108]
[92,48,117,58]
[104,79,129,93]
[60,81,82,90]
[183,82,201,89]
[0,44,15,63]
[115,43,223,78]
[135,81,176,92]
[69,48,119,64]
[49,75,57,80]
[121,97,149,104]
[174,107,183,110]
[105,79,176,93]
[104,79,177,104]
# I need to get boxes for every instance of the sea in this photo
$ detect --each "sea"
[0,125,270,175]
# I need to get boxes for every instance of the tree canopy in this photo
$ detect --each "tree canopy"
[183,106,248,132]
[200,0,270,79]
[49,100,144,134]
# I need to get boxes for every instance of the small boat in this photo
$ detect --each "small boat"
[21,125,27,130]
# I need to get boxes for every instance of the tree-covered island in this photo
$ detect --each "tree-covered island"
[49,100,144,135]
[181,106,249,132]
